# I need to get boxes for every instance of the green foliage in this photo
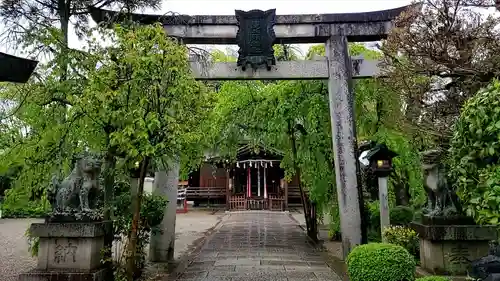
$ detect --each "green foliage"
[383,225,419,258]
[113,192,168,238]
[274,44,301,61]
[327,203,341,240]
[211,49,237,62]
[373,128,425,207]
[0,23,207,281]
[1,187,49,218]
[78,24,205,279]
[0,0,162,56]
[367,201,382,239]
[76,24,209,165]
[0,79,84,200]
[305,43,382,59]
[449,80,500,225]
[0,165,22,198]
[113,187,168,278]
[416,277,451,281]
[391,206,415,226]
[25,228,40,257]
[1,22,208,210]
[367,202,416,241]
[346,243,416,281]
[207,43,425,231]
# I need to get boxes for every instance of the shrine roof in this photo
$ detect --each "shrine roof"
[203,142,284,163]
[0,52,38,83]
[237,143,283,155]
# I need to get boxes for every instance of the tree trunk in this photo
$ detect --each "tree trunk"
[103,151,116,220]
[126,157,150,281]
[58,0,70,81]
[102,150,116,280]
[288,121,317,240]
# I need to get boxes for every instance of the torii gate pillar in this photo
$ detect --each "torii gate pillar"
[326,35,363,255]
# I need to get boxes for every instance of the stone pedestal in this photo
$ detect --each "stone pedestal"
[19,221,112,281]
[412,221,497,276]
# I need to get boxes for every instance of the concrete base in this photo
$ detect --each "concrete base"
[19,221,112,280]
[30,221,111,271]
[411,222,497,276]
[19,268,106,281]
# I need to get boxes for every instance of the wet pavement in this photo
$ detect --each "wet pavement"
[176,211,342,281]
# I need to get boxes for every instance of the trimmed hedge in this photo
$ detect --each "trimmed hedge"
[416,277,450,281]
[347,243,416,281]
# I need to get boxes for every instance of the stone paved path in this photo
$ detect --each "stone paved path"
[176,211,342,281]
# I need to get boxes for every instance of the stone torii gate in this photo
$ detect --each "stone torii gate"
[91,5,414,258]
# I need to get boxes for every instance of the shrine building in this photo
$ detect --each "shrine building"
[186,143,302,211]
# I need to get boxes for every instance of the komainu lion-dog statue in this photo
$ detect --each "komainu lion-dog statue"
[48,154,102,214]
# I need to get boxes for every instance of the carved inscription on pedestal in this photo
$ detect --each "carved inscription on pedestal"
[54,241,78,263]
[446,243,472,274]
[449,244,471,265]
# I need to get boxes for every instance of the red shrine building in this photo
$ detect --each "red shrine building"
[186,143,301,211]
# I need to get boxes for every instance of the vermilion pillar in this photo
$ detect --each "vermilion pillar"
[263,164,268,199]
[247,167,251,198]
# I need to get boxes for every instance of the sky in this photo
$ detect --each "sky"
[1,0,414,58]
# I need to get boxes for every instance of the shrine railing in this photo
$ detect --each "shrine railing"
[186,186,226,200]
[247,198,268,210]
[229,195,246,210]
[228,195,285,211]
[268,195,284,211]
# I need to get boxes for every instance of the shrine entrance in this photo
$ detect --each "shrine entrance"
[91,4,414,257]
[228,144,289,211]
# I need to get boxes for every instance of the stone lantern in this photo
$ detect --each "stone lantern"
[362,144,398,239]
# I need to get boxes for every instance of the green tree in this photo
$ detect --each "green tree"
[449,80,500,225]
[0,21,209,279]
[382,0,500,145]
[73,24,209,279]
[0,0,161,53]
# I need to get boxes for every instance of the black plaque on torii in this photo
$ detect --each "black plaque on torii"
[235,9,277,71]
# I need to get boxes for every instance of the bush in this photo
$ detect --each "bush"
[416,277,450,281]
[347,243,416,281]
[112,180,168,280]
[367,201,415,241]
[1,187,49,218]
[367,201,382,241]
[383,225,419,258]
[367,201,380,228]
[449,80,500,225]
[391,206,414,226]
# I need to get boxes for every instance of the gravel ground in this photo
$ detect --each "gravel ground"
[0,211,223,281]
[0,218,42,281]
